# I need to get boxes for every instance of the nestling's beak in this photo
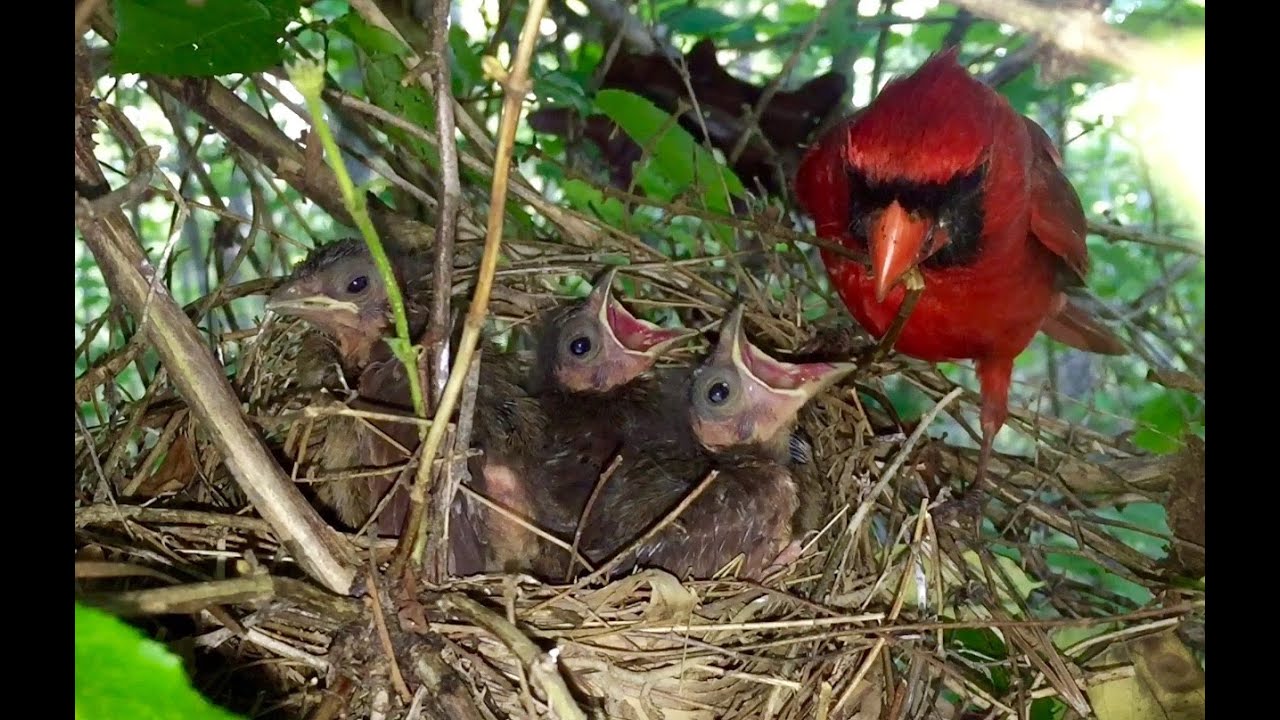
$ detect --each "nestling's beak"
[710,304,748,365]
[589,266,698,356]
[870,201,932,303]
[266,282,360,317]
[716,305,856,397]
[700,303,856,446]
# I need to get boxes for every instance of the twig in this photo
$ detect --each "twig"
[427,354,483,581]
[324,88,649,278]
[438,593,588,720]
[74,82,354,594]
[832,500,930,715]
[348,0,496,162]
[1087,219,1204,256]
[844,387,965,543]
[565,454,625,581]
[404,687,429,720]
[577,0,674,57]
[243,628,332,671]
[391,0,553,574]
[564,602,1199,642]
[621,613,886,635]
[426,0,462,408]
[942,8,975,48]
[456,485,597,573]
[75,505,274,532]
[78,576,275,616]
[869,0,895,97]
[414,0,464,584]
[980,39,1046,86]
[74,406,122,521]
[82,3,436,252]
[74,146,158,221]
[409,643,488,720]
[726,0,840,166]
[365,569,413,704]
[868,267,925,364]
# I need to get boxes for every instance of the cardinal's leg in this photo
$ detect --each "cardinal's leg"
[868,268,926,364]
[936,356,1012,523]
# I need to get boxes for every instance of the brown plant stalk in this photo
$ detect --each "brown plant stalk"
[391,0,555,574]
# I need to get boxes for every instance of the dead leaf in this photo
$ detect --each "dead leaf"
[1085,629,1205,720]
[583,569,699,623]
[1146,368,1204,394]
[136,428,198,497]
[1162,435,1205,576]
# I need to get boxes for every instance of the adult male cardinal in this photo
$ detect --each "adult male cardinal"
[793,48,1126,506]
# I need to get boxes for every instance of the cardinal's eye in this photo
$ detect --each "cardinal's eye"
[569,336,592,356]
[707,381,731,405]
[347,276,369,294]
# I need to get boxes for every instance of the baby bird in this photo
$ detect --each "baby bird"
[481,267,699,577]
[579,305,854,580]
[265,239,431,535]
[265,239,546,541]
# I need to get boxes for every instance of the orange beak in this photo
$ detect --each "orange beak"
[870,201,932,303]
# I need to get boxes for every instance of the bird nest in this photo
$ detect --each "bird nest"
[74,242,1204,720]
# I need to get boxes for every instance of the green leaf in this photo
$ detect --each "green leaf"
[592,89,745,243]
[947,627,1008,661]
[1052,622,1115,652]
[660,7,738,35]
[1089,502,1171,560]
[533,70,594,118]
[947,627,1011,691]
[332,11,407,56]
[332,13,439,167]
[1045,551,1154,606]
[1132,389,1202,454]
[76,602,243,720]
[1030,697,1069,720]
[449,26,485,96]
[113,0,301,77]
[571,40,604,78]
[1118,4,1205,42]
[959,550,1045,610]
[561,179,629,229]
[776,2,819,25]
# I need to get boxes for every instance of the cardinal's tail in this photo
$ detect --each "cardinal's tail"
[1042,298,1128,355]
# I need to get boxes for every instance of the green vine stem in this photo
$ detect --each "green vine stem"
[285,60,427,423]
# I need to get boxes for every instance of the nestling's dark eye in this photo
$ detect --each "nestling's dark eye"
[569,336,592,356]
[707,381,731,405]
[347,275,369,294]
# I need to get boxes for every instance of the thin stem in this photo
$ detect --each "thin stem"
[428,0,462,409]
[286,61,427,422]
[391,0,553,574]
